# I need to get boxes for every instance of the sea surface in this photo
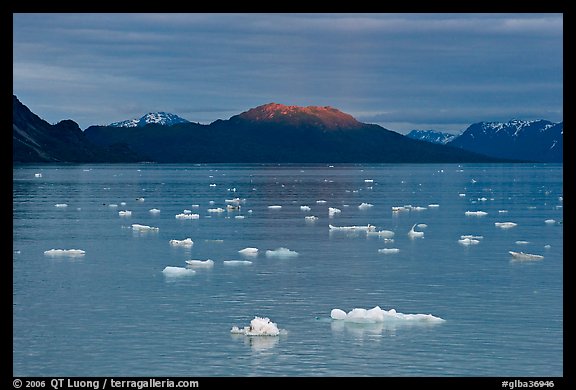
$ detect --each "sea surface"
[13,163,563,377]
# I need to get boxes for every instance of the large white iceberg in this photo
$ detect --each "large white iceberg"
[162,266,196,276]
[265,247,299,258]
[230,316,283,336]
[44,249,85,257]
[331,306,445,323]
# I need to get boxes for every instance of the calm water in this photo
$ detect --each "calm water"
[13,163,563,377]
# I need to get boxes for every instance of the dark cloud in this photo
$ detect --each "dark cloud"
[13,13,562,133]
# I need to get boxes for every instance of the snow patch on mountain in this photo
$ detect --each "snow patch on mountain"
[110,112,190,127]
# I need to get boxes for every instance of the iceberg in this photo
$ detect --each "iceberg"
[544,219,556,224]
[460,235,483,240]
[408,223,424,239]
[458,238,480,245]
[34,173,42,178]
[364,179,374,183]
[149,208,161,214]
[428,204,440,208]
[55,203,68,208]
[329,224,376,232]
[328,207,341,216]
[378,248,400,254]
[305,216,319,222]
[265,247,299,258]
[268,205,282,210]
[465,211,487,216]
[300,205,311,211]
[224,260,253,265]
[316,200,327,204]
[162,266,196,276]
[331,306,445,323]
[239,247,259,257]
[185,259,214,267]
[358,202,373,210]
[44,249,85,257]
[169,238,193,247]
[118,210,132,217]
[495,222,517,229]
[132,223,159,232]
[366,230,395,238]
[175,213,200,219]
[230,316,283,336]
[509,251,544,261]
[207,208,225,213]
[109,204,118,208]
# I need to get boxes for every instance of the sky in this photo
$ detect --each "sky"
[13,13,563,134]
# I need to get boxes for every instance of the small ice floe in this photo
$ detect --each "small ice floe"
[300,205,311,211]
[305,216,319,222]
[465,211,487,216]
[461,235,483,240]
[235,215,245,219]
[191,204,200,208]
[378,248,400,254]
[364,179,374,183]
[428,204,440,208]
[478,197,488,202]
[459,193,466,197]
[544,244,551,249]
[225,198,241,205]
[265,247,299,258]
[149,208,161,214]
[136,197,145,202]
[366,230,395,238]
[392,206,408,212]
[416,223,428,229]
[328,207,341,216]
[544,219,556,224]
[498,210,509,214]
[175,213,200,219]
[358,203,373,210]
[55,203,68,208]
[224,260,253,265]
[411,206,427,211]
[329,224,376,232]
[118,210,132,217]
[131,223,159,232]
[408,224,424,239]
[120,202,127,206]
[316,200,327,204]
[515,240,530,245]
[209,184,216,187]
[495,222,517,229]
[509,251,544,261]
[169,238,193,247]
[207,208,225,213]
[231,317,284,336]
[226,204,241,211]
[34,173,42,178]
[162,266,196,276]
[458,238,480,245]
[238,247,259,257]
[185,259,214,267]
[209,200,215,205]
[330,306,444,323]
[268,205,282,210]
[44,249,85,257]
[183,209,192,214]
[108,204,118,208]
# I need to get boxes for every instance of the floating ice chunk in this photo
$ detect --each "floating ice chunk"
[416,223,428,229]
[169,238,193,247]
[331,306,445,323]
[366,230,395,238]
[120,202,126,206]
[191,204,199,208]
[118,210,132,217]
[495,222,517,229]
[231,317,282,336]
[265,247,299,258]
[239,247,259,257]
[175,213,199,219]
[364,179,374,183]
[34,173,42,178]
[358,203,373,210]
[209,184,216,187]
[55,203,68,208]
[224,260,253,265]
[300,205,311,211]
[136,197,145,202]
[268,205,282,210]
[226,204,241,211]
[305,216,318,222]
[378,248,400,254]
[183,209,192,214]
[149,208,161,214]
[329,224,376,232]
[225,198,241,205]
[392,206,408,212]
[544,244,551,249]
[460,235,483,240]
[408,224,424,239]
[207,208,225,213]
[109,204,118,208]
[162,266,196,276]
[185,259,214,267]
[458,238,480,245]
[459,193,466,197]
[465,211,487,216]
[428,204,440,208]
[44,249,85,257]
[515,240,530,245]
[544,219,556,224]
[498,210,509,213]
[209,201,215,205]
[316,200,327,204]
[235,215,245,219]
[328,207,341,216]
[411,206,427,211]
[478,197,488,201]
[131,223,159,232]
[509,251,544,261]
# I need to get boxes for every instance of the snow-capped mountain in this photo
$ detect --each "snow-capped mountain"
[406,130,458,145]
[109,112,190,127]
[448,119,563,162]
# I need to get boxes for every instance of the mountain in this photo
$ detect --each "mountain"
[12,96,144,163]
[447,119,563,162]
[109,112,190,127]
[84,103,501,163]
[406,130,458,145]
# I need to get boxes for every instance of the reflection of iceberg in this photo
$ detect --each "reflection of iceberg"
[162,266,195,276]
[44,249,85,257]
[230,333,280,352]
[331,306,444,324]
[265,248,299,258]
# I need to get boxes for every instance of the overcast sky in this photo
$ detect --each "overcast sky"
[13,13,563,134]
